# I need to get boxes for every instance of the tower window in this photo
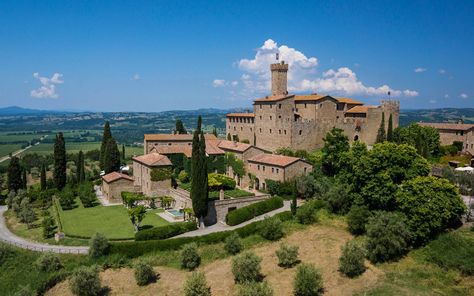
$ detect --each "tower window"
[270,129,272,133]
[270,116,272,120]
[259,128,262,133]
[279,130,281,134]
[299,130,302,135]
[279,104,282,109]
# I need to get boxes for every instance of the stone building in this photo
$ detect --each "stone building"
[101,172,135,202]
[246,154,313,191]
[226,61,400,152]
[418,122,474,154]
[132,152,173,196]
[144,133,218,154]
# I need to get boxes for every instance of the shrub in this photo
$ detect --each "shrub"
[338,240,366,277]
[89,233,109,258]
[293,263,323,296]
[135,221,197,241]
[366,212,412,263]
[150,167,173,181]
[36,252,62,272]
[347,205,371,235]
[259,217,283,241]
[69,266,101,296]
[178,170,190,183]
[296,203,317,225]
[226,196,284,226]
[183,271,211,296]
[237,281,273,296]
[181,243,201,270]
[276,243,299,268]
[208,173,236,191]
[134,261,157,286]
[224,232,243,254]
[0,243,13,264]
[232,252,262,283]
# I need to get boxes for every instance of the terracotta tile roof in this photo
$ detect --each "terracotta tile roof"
[216,140,252,153]
[254,94,294,103]
[248,154,302,167]
[152,145,193,157]
[144,134,217,141]
[418,122,474,131]
[205,140,225,155]
[335,97,364,105]
[102,172,133,183]
[345,105,377,114]
[294,94,328,101]
[226,113,255,118]
[132,152,172,167]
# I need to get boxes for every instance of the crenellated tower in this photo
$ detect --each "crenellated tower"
[271,61,288,96]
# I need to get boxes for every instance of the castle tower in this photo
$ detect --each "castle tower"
[271,61,288,96]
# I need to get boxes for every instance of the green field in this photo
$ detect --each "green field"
[0,144,22,158]
[23,141,143,157]
[58,200,169,240]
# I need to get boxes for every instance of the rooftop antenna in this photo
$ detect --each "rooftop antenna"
[276,52,279,61]
[387,91,391,100]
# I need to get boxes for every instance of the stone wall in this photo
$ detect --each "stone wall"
[438,129,474,154]
[102,179,135,202]
[206,194,271,224]
[226,116,255,143]
[133,160,171,197]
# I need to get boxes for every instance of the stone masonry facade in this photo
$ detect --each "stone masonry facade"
[226,61,400,152]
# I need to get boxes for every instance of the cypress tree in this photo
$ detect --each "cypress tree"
[103,138,121,174]
[100,121,112,170]
[191,116,208,227]
[387,114,394,142]
[21,168,27,189]
[7,156,22,192]
[53,132,67,190]
[77,151,85,183]
[175,119,187,134]
[40,163,47,190]
[122,144,126,162]
[212,127,217,137]
[375,112,386,143]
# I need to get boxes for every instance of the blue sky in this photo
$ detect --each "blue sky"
[0,0,473,111]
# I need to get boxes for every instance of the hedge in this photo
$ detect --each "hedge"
[110,211,292,258]
[226,196,284,226]
[135,221,198,241]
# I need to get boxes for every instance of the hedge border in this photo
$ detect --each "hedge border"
[226,196,284,226]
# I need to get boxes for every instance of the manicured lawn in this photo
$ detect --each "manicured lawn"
[58,200,169,240]
[180,182,254,199]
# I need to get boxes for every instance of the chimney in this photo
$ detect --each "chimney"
[270,61,288,96]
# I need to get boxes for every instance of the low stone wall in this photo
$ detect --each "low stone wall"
[206,194,271,224]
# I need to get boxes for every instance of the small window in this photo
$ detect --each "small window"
[168,143,172,146]
[241,127,243,131]
[270,116,272,120]
[270,129,272,133]
[279,104,282,109]
[284,130,287,135]
[272,168,274,173]
[260,105,262,109]
[263,166,265,171]
[257,165,260,170]
[319,103,322,108]
[276,168,279,173]
[278,115,281,119]
[234,127,236,131]
[305,103,307,108]
[260,116,262,120]
[299,130,302,135]
[259,128,262,133]
[279,130,281,134]
[304,167,307,173]
[250,128,253,132]
[270,105,273,109]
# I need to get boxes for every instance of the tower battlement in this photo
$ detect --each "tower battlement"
[271,61,288,96]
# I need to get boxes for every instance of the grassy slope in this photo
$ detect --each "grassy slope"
[58,200,169,239]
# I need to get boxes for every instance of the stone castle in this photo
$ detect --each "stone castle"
[226,60,400,152]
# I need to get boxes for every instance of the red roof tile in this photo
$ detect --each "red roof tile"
[144,134,217,141]
[102,172,133,183]
[335,97,364,105]
[248,154,302,167]
[216,140,252,153]
[345,105,377,114]
[132,153,172,167]
[418,122,474,131]
[226,113,255,118]
[152,145,193,157]
[254,94,294,103]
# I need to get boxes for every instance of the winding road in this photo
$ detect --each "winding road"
[0,206,89,254]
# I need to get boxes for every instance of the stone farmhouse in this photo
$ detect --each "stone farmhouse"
[419,122,474,155]
[226,60,400,152]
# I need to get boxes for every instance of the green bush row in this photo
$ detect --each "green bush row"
[110,211,293,258]
[226,196,284,226]
[135,221,198,241]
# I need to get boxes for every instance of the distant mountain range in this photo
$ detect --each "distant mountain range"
[0,106,59,115]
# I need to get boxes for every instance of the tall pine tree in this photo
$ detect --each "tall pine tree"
[7,156,22,192]
[375,112,386,143]
[76,150,85,183]
[21,169,27,189]
[40,163,47,190]
[100,121,112,170]
[387,113,394,142]
[191,116,208,227]
[103,138,121,174]
[174,119,187,134]
[53,132,67,190]
[122,144,125,163]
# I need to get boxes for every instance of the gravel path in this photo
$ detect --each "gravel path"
[0,206,89,254]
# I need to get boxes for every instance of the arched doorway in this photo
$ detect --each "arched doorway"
[255,178,260,190]
[354,135,359,141]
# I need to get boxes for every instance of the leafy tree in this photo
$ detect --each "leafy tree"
[347,205,371,235]
[134,260,157,286]
[89,233,109,258]
[36,252,62,272]
[296,174,316,199]
[175,119,187,134]
[293,263,323,296]
[393,123,440,158]
[40,163,47,190]
[53,132,67,190]
[103,137,121,174]
[324,182,351,214]
[259,216,283,241]
[225,232,243,254]
[42,213,56,238]
[232,252,262,283]
[375,112,386,143]
[191,116,208,227]
[276,243,299,268]
[225,152,246,180]
[69,265,102,296]
[129,205,147,232]
[20,198,36,228]
[183,271,211,296]
[321,127,349,176]
[396,176,466,245]
[338,240,366,277]
[7,156,22,192]
[100,121,112,170]
[366,211,412,263]
[386,113,394,141]
[237,282,273,296]
[352,142,430,210]
[181,243,201,270]
[21,168,27,189]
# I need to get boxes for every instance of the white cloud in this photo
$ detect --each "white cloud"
[439,69,446,74]
[30,72,64,98]
[414,67,427,73]
[460,93,469,99]
[444,94,449,99]
[216,39,418,99]
[429,99,437,104]
[131,74,141,81]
